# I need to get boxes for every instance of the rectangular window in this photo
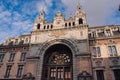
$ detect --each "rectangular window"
[108,46,117,56]
[50,68,56,80]
[93,47,101,57]
[20,52,26,61]
[96,70,105,80]
[9,53,15,62]
[92,32,96,38]
[0,54,5,62]
[65,67,71,79]
[16,65,24,78]
[4,65,12,78]
[106,30,112,36]
[113,69,120,80]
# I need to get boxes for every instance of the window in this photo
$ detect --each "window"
[19,40,24,45]
[79,18,83,24]
[114,69,120,80]
[44,26,46,29]
[4,65,12,78]
[65,67,71,79]
[9,53,15,62]
[25,38,28,43]
[93,47,101,57]
[93,40,99,45]
[108,46,117,56]
[51,25,53,29]
[20,52,26,61]
[42,44,72,80]
[69,22,71,26]
[92,32,96,38]
[50,68,56,79]
[106,29,112,36]
[57,68,63,79]
[1,49,6,52]
[16,65,24,78]
[23,47,27,51]
[0,54,5,62]
[65,23,67,27]
[108,39,113,43]
[47,25,49,29]
[73,22,75,26]
[11,48,16,51]
[96,70,105,80]
[9,41,13,46]
[37,24,40,29]
[15,39,18,44]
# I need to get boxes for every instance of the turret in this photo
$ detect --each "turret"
[75,2,87,26]
[33,9,46,31]
[53,11,65,29]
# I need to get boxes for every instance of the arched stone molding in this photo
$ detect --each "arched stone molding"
[37,39,79,57]
[34,39,79,80]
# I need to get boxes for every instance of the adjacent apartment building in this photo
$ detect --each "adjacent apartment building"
[0,3,120,80]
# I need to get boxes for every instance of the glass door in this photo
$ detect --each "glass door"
[49,67,71,80]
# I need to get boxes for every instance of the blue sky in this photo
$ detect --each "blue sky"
[0,0,120,43]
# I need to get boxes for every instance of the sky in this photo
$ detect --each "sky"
[0,0,120,44]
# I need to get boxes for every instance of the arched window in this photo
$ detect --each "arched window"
[44,26,46,29]
[37,24,40,29]
[73,22,75,26]
[51,25,53,29]
[47,25,49,29]
[69,22,71,26]
[65,23,67,27]
[79,18,83,24]
[42,44,73,80]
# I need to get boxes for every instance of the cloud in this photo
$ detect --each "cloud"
[61,0,120,26]
[0,6,33,44]
[45,0,53,6]
[0,0,120,44]
[36,1,48,13]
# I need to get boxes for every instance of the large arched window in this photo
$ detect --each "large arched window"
[79,18,83,24]
[42,44,73,80]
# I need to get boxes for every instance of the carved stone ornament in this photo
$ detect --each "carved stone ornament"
[112,59,119,65]
[78,71,92,80]
[22,73,35,80]
[95,60,102,66]
[38,39,79,56]
[48,30,66,38]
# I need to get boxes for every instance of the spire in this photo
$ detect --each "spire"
[77,2,82,10]
[68,14,73,21]
[39,8,45,21]
[40,8,44,16]
[56,11,63,17]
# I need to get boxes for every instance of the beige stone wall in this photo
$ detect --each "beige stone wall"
[90,38,120,80]
[31,26,88,44]
[0,46,28,79]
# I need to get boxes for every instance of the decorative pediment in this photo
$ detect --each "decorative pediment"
[78,71,92,80]
[22,73,35,80]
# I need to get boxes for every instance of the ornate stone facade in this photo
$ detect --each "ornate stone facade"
[0,2,120,80]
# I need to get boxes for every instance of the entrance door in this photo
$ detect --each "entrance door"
[50,67,71,80]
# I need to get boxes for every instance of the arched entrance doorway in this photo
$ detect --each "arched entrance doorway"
[42,44,73,80]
